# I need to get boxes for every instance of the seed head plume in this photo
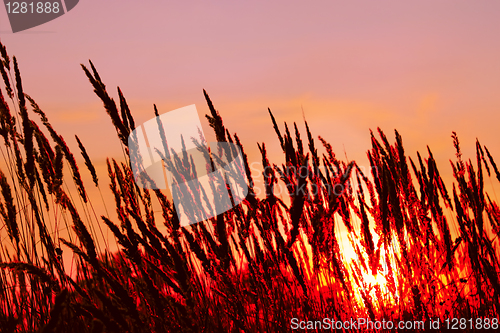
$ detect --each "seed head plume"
[76,135,99,187]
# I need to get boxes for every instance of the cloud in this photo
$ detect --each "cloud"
[56,109,101,123]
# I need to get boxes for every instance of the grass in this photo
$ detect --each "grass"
[0,40,499,332]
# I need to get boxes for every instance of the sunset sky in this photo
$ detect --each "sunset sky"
[1,0,500,215]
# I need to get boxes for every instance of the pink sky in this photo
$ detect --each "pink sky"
[1,1,500,217]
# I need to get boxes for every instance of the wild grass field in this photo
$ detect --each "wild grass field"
[0,41,499,332]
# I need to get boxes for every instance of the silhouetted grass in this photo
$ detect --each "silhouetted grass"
[0,41,499,332]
